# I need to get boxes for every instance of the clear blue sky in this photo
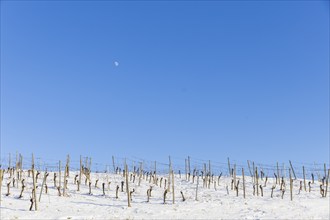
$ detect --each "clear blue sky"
[1,1,329,167]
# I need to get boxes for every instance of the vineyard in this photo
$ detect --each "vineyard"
[0,153,329,219]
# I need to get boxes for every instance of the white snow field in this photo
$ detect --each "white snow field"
[0,169,329,219]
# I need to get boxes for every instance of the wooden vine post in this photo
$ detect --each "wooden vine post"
[203,163,207,187]
[172,170,175,204]
[112,156,115,173]
[124,158,127,179]
[9,153,11,170]
[16,152,18,186]
[154,161,157,184]
[247,160,252,177]
[289,160,297,180]
[125,163,131,207]
[32,154,38,211]
[39,170,48,202]
[195,170,199,201]
[58,160,61,194]
[303,166,306,192]
[289,168,293,201]
[255,167,259,196]
[19,154,23,181]
[227,158,231,177]
[63,158,68,196]
[252,162,255,183]
[188,156,191,178]
[16,154,20,186]
[185,159,187,180]
[277,162,280,184]
[138,162,143,186]
[233,164,237,187]
[64,161,67,196]
[168,156,172,192]
[67,154,70,177]
[325,169,329,197]
[85,157,88,170]
[79,155,82,191]
[242,168,246,199]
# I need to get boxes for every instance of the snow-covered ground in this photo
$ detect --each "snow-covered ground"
[0,169,329,219]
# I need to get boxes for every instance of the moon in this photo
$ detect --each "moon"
[114,61,119,67]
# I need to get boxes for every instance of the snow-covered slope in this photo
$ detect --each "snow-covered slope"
[0,169,329,219]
